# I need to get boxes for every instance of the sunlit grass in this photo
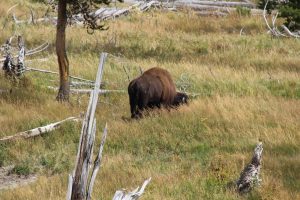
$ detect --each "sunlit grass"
[0,0,299,199]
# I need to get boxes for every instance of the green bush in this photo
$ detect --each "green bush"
[10,163,31,176]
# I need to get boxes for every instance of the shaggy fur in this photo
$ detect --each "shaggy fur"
[128,67,188,118]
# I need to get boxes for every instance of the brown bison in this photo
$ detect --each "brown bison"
[128,67,188,118]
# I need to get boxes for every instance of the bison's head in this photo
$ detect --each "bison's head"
[173,92,188,106]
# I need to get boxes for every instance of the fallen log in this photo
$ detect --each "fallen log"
[175,0,256,8]
[70,81,96,88]
[196,10,228,17]
[174,4,263,15]
[69,89,126,94]
[0,117,79,142]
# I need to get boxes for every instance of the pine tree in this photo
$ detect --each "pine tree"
[52,0,122,101]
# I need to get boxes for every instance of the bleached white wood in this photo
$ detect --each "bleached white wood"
[28,68,94,83]
[112,178,152,200]
[87,123,108,200]
[175,0,255,8]
[237,142,263,193]
[0,117,79,142]
[66,174,74,200]
[70,53,107,200]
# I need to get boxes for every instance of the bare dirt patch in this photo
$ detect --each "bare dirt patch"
[0,166,37,190]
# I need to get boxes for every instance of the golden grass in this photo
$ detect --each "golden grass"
[0,0,299,199]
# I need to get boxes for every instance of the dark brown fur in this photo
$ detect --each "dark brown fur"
[128,67,188,118]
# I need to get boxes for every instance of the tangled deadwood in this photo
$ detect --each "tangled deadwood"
[112,178,152,200]
[2,36,25,78]
[263,0,300,38]
[236,142,263,193]
[0,35,49,79]
[7,0,262,27]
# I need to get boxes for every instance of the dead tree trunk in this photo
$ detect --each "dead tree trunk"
[56,0,70,101]
[69,53,107,200]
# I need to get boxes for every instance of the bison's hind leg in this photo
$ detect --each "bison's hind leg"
[128,83,140,119]
[136,90,150,118]
[129,96,139,119]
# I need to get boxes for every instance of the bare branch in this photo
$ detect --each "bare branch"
[29,8,35,25]
[281,25,300,38]
[26,67,95,83]
[47,87,125,95]
[113,178,152,200]
[7,4,18,15]
[123,65,131,82]
[26,42,49,56]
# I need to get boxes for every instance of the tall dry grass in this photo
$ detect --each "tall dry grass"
[0,0,299,199]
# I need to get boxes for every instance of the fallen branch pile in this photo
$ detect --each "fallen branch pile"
[263,0,300,38]
[7,0,263,26]
[8,1,162,26]
[112,178,152,200]
[125,0,263,16]
[0,35,49,78]
[1,35,25,77]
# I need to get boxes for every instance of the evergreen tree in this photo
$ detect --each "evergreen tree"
[52,0,122,101]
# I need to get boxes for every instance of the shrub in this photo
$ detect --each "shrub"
[258,0,300,30]
[10,163,31,176]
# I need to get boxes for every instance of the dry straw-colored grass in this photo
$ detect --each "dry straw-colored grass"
[0,0,299,199]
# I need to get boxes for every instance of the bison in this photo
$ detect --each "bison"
[128,67,188,119]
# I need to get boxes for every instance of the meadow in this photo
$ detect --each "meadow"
[0,0,299,199]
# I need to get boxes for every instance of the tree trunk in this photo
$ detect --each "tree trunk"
[56,0,70,101]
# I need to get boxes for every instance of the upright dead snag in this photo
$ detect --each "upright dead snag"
[67,53,107,200]
[2,38,13,77]
[16,36,26,76]
[237,142,263,193]
[2,36,26,78]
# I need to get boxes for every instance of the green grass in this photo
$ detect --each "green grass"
[0,0,299,199]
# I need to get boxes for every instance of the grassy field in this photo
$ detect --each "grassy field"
[0,0,299,199]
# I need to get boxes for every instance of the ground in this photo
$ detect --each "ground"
[0,0,299,200]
